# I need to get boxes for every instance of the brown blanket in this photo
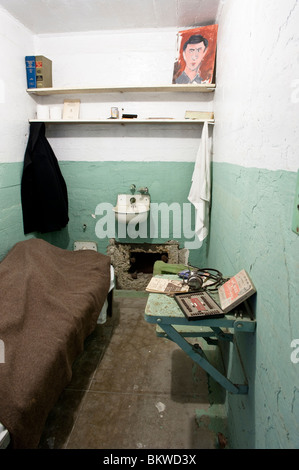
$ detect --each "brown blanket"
[0,238,110,448]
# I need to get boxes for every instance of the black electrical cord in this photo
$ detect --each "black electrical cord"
[185,266,229,292]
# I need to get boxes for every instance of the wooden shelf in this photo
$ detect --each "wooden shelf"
[29,118,214,124]
[27,84,215,96]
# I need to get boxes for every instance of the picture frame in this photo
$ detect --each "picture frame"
[172,25,218,85]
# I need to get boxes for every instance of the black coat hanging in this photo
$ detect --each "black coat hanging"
[21,122,69,234]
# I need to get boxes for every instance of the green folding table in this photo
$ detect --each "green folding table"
[144,276,256,395]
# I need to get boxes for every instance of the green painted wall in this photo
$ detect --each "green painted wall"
[0,161,201,266]
[2,159,298,448]
[203,162,299,449]
[0,163,30,260]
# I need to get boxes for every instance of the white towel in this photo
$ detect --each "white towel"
[188,121,211,245]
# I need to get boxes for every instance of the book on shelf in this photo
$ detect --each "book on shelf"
[25,55,52,89]
[218,269,256,313]
[25,56,36,88]
[145,277,189,294]
[35,55,52,88]
[184,110,214,120]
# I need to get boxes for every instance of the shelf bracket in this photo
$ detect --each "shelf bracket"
[158,323,249,395]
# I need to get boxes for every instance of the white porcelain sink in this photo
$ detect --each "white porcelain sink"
[113,194,150,223]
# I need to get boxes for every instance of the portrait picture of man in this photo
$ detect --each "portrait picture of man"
[172,25,218,85]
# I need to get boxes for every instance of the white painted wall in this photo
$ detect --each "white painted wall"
[3,0,296,169]
[0,7,35,163]
[37,29,178,88]
[0,7,214,165]
[33,29,213,162]
[214,0,299,172]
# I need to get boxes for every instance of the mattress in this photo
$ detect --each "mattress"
[0,264,115,449]
[0,239,112,448]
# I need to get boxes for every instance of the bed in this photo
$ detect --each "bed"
[0,238,112,449]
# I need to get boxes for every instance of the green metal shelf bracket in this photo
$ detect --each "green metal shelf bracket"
[159,323,248,395]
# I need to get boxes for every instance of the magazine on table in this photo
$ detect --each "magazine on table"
[145,277,189,294]
[218,269,256,313]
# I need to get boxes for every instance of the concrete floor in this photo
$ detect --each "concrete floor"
[38,290,228,449]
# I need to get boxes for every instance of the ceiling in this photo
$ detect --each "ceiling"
[0,0,222,34]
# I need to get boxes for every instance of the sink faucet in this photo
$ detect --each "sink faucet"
[138,187,148,195]
[130,184,136,194]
